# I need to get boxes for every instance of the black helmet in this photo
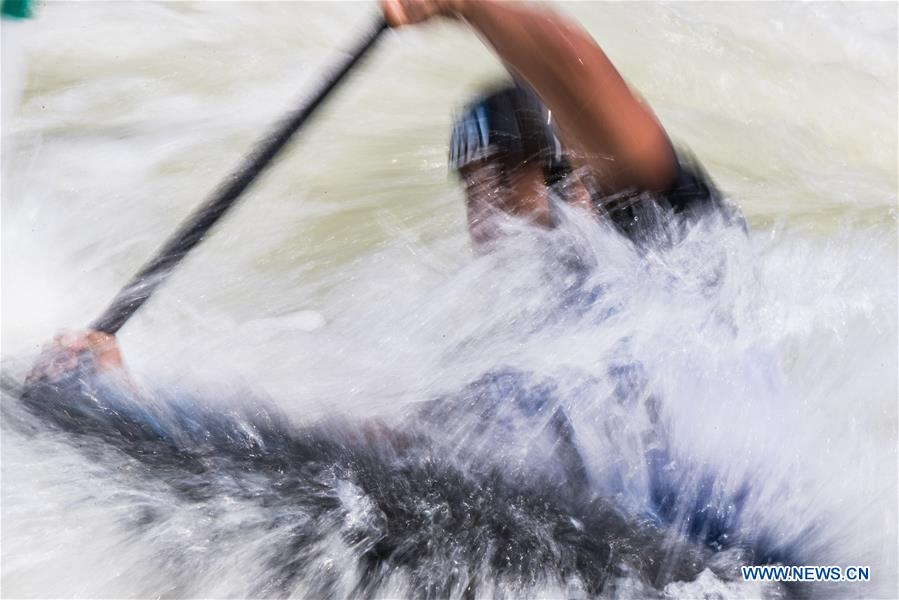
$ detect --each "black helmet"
[449,80,566,179]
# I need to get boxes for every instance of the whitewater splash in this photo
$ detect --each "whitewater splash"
[3,204,893,598]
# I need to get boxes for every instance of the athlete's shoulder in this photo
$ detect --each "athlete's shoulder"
[665,150,746,230]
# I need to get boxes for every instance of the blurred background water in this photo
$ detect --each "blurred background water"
[2,2,897,598]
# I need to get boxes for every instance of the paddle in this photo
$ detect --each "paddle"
[91,16,388,334]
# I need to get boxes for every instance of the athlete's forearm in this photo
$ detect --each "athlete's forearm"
[453,1,676,190]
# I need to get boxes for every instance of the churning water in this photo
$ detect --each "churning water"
[2,2,896,598]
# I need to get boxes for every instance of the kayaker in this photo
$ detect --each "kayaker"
[393,0,738,248]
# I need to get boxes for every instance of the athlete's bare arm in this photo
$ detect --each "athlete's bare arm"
[380,0,677,192]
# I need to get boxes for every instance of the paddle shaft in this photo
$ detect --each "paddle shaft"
[91,17,388,334]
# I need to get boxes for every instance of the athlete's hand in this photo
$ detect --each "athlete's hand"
[379,0,461,27]
[27,330,124,384]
